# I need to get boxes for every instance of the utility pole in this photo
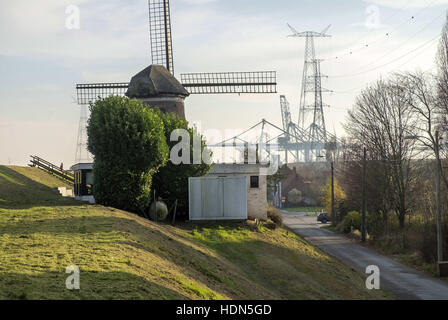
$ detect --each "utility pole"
[331,160,335,225]
[277,181,283,209]
[405,131,446,275]
[435,131,443,263]
[361,147,367,243]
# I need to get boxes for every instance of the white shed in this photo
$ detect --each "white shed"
[189,176,247,221]
[188,164,268,221]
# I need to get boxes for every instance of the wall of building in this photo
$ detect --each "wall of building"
[140,96,186,120]
[246,175,267,220]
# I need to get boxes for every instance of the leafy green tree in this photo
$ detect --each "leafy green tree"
[321,177,345,220]
[87,96,168,213]
[267,164,287,198]
[152,111,212,216]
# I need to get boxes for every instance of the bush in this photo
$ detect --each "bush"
[335,198,349,224]
[267,204,283,227]
[91,161,155,212]
[152,111,212,217]
[264,221,278,230]
[338,211,361,234]
[418,223,438,262]
[366,211,385,236]
[87,96,168,213]
[287,188,302,205]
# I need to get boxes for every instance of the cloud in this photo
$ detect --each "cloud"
[182,0,218,4]
[0,116,77,166]
[0,0,444,166]
[0,0,148,64]
[350,21,389,30]
[363,0,448,8]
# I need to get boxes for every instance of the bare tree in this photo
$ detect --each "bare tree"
[435,12,448,168]
[344,78,418,228]
[395,71,448,189]
[339,140,392,228]
[437,12,448,123]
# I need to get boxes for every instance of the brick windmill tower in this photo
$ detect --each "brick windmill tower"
[75,0,277,163]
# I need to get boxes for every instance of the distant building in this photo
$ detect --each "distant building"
[279,165,318,206]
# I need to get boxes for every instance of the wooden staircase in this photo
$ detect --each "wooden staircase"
[29,155,75,185]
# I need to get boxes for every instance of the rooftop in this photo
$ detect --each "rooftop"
[125,65,189,98]
[208,163,269,175]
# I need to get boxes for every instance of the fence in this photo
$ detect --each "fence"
[29,155,74,184]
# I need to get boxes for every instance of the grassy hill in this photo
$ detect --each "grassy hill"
[0,165,392,300]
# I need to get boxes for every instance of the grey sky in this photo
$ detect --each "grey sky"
[0,0,446,166]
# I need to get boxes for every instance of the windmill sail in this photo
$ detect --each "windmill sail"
[76,83,129,105]
[149,0,174,74]
[76,0,277,104]
[180,71,277,94]
[76,70,277,105]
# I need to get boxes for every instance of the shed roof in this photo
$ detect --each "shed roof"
[70,163,93,171]
[126,65,189,98]
[208,163,269,175]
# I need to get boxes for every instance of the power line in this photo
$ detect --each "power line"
[394,33,440,69]
[330,34,440,94]
[322,0,415,60]
[356,10,443,70]
[330,34,441,78]
[330,10,445,77]
[325,0,441,62]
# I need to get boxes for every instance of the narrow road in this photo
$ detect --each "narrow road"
[282,210,448,300]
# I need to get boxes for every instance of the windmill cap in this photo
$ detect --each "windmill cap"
[125,65,189,98]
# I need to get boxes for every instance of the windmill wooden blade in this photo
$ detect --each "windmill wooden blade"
[76,71,277,105]
[149,0,174,74]
[180,71,277,94]
[76,83,129,105]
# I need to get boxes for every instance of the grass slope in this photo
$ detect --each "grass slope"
[0,166,391,300]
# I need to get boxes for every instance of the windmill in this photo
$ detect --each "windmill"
[74,0,277,163]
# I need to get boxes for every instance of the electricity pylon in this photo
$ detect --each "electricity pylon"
[287,23,331,161]
[75,105,92,164]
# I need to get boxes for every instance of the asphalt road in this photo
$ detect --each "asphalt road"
[282,210,448,300]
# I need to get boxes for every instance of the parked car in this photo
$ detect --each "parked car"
[317,212,330,224]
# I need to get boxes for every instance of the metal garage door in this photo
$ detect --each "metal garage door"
[188,176,247,220]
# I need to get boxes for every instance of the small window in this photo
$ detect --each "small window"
[250,176,259,188]
[85,171,94,185]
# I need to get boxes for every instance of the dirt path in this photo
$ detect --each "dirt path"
[282,211,448,300]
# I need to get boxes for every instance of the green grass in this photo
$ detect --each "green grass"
[305,213,319,217]
[322,225,339,232]
[0,166,76,209]
[395,252,438,277]
[0,166,391,300]
[283,206,324,213]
